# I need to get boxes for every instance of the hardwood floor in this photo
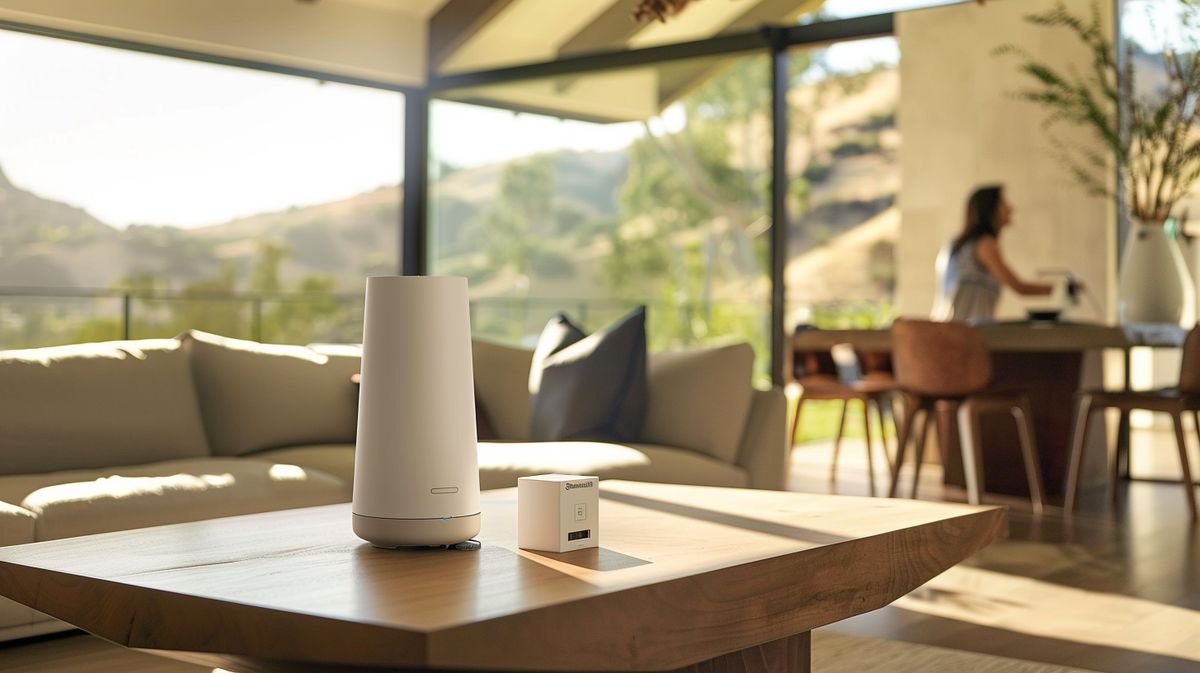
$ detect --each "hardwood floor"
[0,633,205,673]
[792,427,1200,673]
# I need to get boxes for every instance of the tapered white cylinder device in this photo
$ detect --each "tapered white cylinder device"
[352,276,481,547]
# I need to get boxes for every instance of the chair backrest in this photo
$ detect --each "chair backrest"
[791,348,840,385]
[890,319,991,397]
[854,349,894,383]
[1179,325,1200,394]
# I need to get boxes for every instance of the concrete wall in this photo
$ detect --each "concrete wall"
[0,0,435,86]
[896,0,1115,321]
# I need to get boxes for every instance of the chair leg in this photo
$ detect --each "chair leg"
[874,395,894,472]
[1170,410,1199,519]
[890,397,919,498]
[885,394,900,461]
[831,399,849,482]
[957,400,985,506]
[1193,410,1200,464]
[1193,410,1200,485]
[909,409,933,500]
[1065,395,1095,516]
[1012,398,1046,515]
[789,393,806,451]
[862,399,876,496]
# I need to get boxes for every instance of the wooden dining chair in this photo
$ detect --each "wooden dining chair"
[1065,325,1200,519]
[889,319,1045,513]
[789,345,894,495]
[855,348,899,461]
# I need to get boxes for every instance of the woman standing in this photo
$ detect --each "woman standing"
[934,185,1054,322]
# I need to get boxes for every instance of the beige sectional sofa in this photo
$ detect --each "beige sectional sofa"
[0,330,787,641]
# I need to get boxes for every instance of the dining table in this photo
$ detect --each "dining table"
[792,321,1187,498]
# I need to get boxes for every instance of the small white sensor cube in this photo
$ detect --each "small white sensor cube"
[517,474,599,553]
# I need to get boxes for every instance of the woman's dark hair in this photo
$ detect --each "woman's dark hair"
[951,185,1004,256]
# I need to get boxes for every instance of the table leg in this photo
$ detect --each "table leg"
[675,633,811,673]
[1118,348,1131,480]
[153,635,814,673]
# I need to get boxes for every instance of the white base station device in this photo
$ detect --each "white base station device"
[517,474,599,553]
[351,276,482,548]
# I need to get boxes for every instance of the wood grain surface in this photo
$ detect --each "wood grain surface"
[0,481,1003,673]
[792,323,1184,353]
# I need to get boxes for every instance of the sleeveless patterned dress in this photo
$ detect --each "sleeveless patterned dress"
[946,238,1000,322]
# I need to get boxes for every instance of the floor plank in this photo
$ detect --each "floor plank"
[795,427,1200,673]
[0,633,206,673]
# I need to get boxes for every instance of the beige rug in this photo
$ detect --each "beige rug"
[812,631,1101,673]
[0,631,1101,673]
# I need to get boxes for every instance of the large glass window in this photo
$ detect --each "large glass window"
[785,37,900,332]
[783,36,899,447]
[0,30,402,348]
[1123,0,1200,222]
[805,0,961,22]
[1120,0,1200,464]
[430,55,772,380]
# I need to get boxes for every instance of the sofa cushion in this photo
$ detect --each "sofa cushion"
[0,339,210,476]
[0,501,34,549]
[472,340,534,440]
[252,445,356,486]
[642,343,755,464]
[250,442,748,492]
[181,330,361,456]
[477,441,747,491]
[0,501,37,633]
[529,307,648,442]
[0,458,348,541]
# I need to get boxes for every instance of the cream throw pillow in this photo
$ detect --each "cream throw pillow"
[0,339,209,475]
[641,343,755,464]
[181,330,360,456]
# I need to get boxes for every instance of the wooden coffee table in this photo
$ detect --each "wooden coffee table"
[0,481,1003,673]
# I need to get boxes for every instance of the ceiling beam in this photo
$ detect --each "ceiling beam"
[427,12,894,127]
[559,0,823,60]
[553,0,821,96]
[428,0,518,74]
[557,1,643,58]
[719,0,825,38]
[427,29,768,92]
[654,9,888,110]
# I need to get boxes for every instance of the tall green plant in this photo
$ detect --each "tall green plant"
[996,1,1200,225]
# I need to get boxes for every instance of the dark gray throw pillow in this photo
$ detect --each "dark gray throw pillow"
[527,312,587,395]
[529,306,648,442]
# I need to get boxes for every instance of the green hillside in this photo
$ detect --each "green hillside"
[0,61,903,354]
[0,148,632,295]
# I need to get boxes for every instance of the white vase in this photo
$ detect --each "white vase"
[1117,223,1195,326]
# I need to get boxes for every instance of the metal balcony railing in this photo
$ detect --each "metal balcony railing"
[0,286,794,351]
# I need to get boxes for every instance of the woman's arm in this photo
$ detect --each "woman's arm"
[974,236,1054,296]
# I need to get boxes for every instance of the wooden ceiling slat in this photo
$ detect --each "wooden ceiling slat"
[557,1,644,58]
[554,0,819,106]
[428,0,518,72]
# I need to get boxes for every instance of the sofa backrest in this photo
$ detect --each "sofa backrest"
[0,339,210,475]
[641,343,755,464]
[471,340,535,441]
[472,339,756,464]
[0,333,759,474]
[181,330,361,456]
